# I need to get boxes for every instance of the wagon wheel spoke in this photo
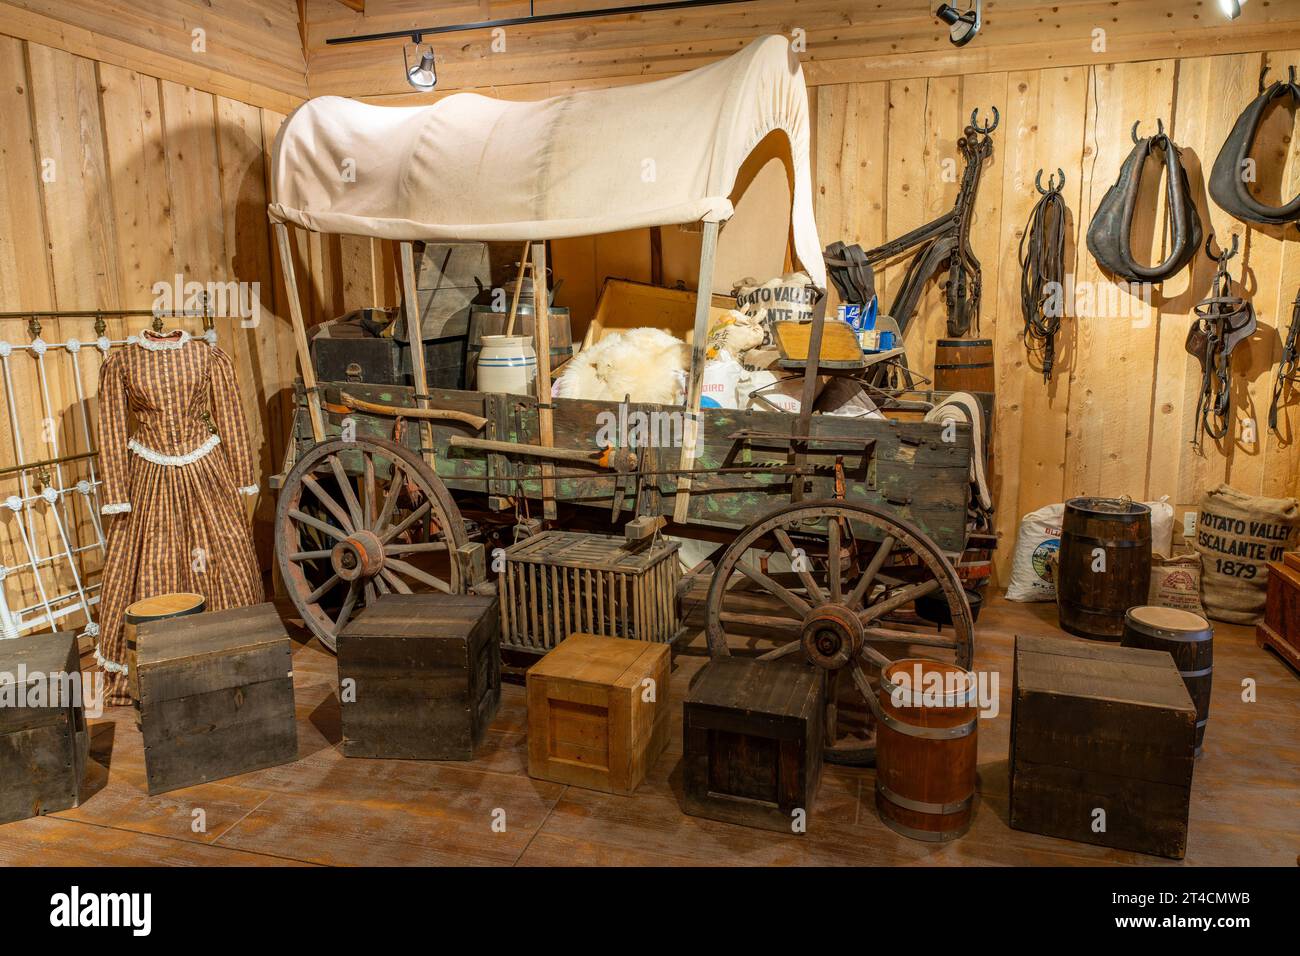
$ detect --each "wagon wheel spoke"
[288,549,332,562]
[863,623,960,650]
[362,453,375,528]
[859,578,939,624]
[373,460,405,534]
[328,454,366,530]
[299,476,354,534]
[755,639,803,661]
[334,582,360,632]
[847,534,894,608]
[773,527,824,605]
[384,557,452,594]
[307,573,342,604]
[734,557,811,617]
[384,541,449,555]
[858,641,892,671]
[827,519,843,604]
[289,508,349,543]
[825,668,842,744]
[380,499,433,545]
[380,567,412,594]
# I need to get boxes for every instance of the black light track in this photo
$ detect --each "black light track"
[325,0,758,46]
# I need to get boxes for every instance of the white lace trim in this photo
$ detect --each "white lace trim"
[95,647,128,676]
[101,502,132,515]
[128,433,220,466]
[238,484,259,496]
[137,328,191,351]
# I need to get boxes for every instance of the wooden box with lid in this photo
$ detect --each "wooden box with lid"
[338,592,501,760]
[1010,633,1197,859]
[682,657,823,833]
[526,633,669,794]
[0,631,89,824]
[137,602,297,795]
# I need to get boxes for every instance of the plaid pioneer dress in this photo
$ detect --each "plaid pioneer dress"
[94,329,262,705]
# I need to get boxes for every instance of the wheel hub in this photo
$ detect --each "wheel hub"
[331,529,385,582]
[800,603,864,669]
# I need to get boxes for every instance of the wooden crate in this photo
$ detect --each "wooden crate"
[1257,554,1300,671]
[0,632,89,825]
[338,593,501,760]
[526,633,669,794]
[683,657,823,833]
[137,603,297,795]
[1009,633,1196,859]
[500,531,680,653]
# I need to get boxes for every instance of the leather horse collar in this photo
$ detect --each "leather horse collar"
[1087,119,1203,284]
[1211,68,1300,227]
[1186,234,1256,449]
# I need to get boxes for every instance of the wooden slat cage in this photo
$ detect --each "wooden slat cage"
[499,531,680,652]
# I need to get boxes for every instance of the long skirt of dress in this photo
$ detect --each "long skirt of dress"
[96,448,262,706]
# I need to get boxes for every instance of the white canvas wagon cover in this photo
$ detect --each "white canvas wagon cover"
[268,34,825,288]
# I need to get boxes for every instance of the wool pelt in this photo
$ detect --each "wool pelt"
[554,327,689,404]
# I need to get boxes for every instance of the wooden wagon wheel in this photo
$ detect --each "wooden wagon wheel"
[704,500,973,766]
[276,436,468,651]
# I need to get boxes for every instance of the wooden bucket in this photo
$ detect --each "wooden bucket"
[933,338,995,394]
[125,593,205,706]
[467,305,571,388]
[1123,605,1213,755]
[1057,497,1152,641]
[874,658,978,842]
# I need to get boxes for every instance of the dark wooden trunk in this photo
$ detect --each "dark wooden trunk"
[1057,496,1152,640]
[0,632,88,824]
[137,603,297,795]
[683,658,823,834]
[338,592,501,760]
[1257,553,1300,671]
[1122,606,1214,755]
[1010,633,1196,859]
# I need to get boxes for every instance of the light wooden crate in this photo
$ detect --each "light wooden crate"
[499,531,680,653]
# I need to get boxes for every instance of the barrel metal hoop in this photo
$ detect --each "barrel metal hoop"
[1063,536,1149,549]
[875,706,977,740]
[876,782,973,816]
[880,666,978,709]
[1181,665,1214,678]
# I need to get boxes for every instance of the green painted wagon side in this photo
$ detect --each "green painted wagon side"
[290,381,975,554]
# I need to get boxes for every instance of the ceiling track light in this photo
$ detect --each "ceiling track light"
[936,1,982,47]
[403,33,437,91]
[1219,0,1245,20]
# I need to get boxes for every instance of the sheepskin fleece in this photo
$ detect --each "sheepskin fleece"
[555,328,688,405]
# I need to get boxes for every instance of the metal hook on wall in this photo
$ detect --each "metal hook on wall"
[1205,231,1240,264]
[970,106,999,134]
[1131,118,1166,144]
[1035,167,1066,195]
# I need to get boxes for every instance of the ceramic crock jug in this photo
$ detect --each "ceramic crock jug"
[476,334,537,395]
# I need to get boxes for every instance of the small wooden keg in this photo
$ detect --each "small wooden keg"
[1123,606,1213,755]
[933,338,995,394]
[874,658,978,842]
[125,593,205,705]
[1057,497,1152,641]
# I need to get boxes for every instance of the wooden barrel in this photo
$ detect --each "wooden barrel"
[933,338,995,394]
[1122,605,1213,755]
[467,305,572,388]
[874,658,978,842]
[125,593,205,706]
[1057,497,1152,641]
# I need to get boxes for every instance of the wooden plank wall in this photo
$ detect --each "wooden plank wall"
[0,28,318,628]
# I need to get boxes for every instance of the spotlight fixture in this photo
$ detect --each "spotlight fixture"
[1218,0,1244,19]
[403,36,437,91]
[936,1,982,47]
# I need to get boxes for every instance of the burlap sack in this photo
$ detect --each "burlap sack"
[1193,484,1300,624]
[732,271,818,346]
[1148,553,1204,615]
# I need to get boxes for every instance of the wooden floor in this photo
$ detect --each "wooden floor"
[2,592,1296,866]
